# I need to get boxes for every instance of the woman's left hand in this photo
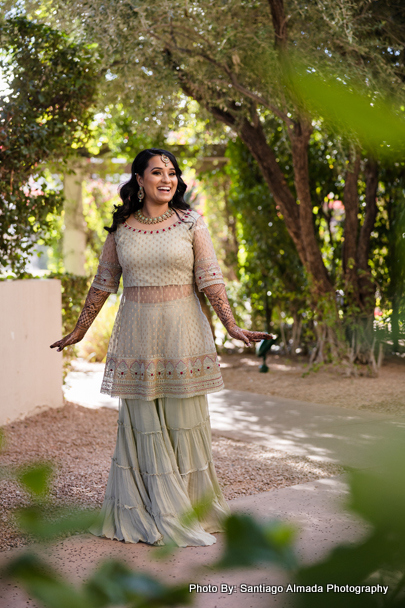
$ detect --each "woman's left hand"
[227,325,275,347]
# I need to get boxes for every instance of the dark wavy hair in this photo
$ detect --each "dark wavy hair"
[105,148,191,233]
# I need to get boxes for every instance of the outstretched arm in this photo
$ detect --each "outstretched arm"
[50,286,110,352]
[50,231,122,352]
[193,214,273,347]
[203,283,273,347]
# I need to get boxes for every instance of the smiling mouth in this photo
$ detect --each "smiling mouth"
[157,187,171,192]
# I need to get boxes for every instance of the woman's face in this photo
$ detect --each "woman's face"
[136,155,178,206]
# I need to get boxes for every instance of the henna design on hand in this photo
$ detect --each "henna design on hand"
[50,286,110,352]
[75,286,110,334]
[203,284,274,346]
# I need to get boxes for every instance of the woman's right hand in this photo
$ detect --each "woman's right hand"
[50,328,86,352]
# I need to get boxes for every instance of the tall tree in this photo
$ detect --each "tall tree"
[0,16,97,274]
[45,0,404,309]
[19,0,405,358]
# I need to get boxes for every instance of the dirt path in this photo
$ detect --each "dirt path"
[219,353,405,415]
[4,352,400,552]
[0,402,341,552]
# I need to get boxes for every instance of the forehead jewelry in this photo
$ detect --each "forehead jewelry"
[161,154,170,166]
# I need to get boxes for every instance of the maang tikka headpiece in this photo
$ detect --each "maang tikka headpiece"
[161,154,170,167]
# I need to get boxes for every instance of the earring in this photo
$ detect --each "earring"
[138,185,144,202]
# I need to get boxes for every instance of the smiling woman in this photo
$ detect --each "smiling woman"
[50,148,272,547]
[106,148,190,233]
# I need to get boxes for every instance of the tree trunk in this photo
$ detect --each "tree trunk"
[238,118,304,260]
[357,159,378,314]
[289,119,333,295]
[391,295,400,352]
[291,311,302,354]
[172,0,382,363]
[264,292,272,334]
[342,150,361,304]
[340,155,378,362]
[238,117,332,296]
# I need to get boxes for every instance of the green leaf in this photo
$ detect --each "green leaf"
[348,440,405,537]
[214,514,297,571]
[16,506,100,540]
[293,536,386,608]
[17,463,53,497]
[4,553,90,608]
[84,560,191,607]
[287,66,405,158]
[180,490,215,528]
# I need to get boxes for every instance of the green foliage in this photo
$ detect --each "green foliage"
[0,455,192,608]
[179,491,216,529]
[223,136,307,332]
[5,553,91,608]
[16,506,98,541]
[376,167,405,350]
[0,16,97,274]
[293,440,405,607]
[4,429,405,607]
[17,463,53,498]
[287,66,405,159]
[14,0,405,360]
[84,561,191,608]
[5,553,192,608]
[39,0,405,140]
[214,514,297,571]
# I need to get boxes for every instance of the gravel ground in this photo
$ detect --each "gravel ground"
[3,353,404,553]
[0,402,342,552]
[219,353,405,415]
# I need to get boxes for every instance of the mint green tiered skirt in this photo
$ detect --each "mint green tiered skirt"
[89,394,231,547]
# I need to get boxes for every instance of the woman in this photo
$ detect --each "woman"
[51,148,272,547]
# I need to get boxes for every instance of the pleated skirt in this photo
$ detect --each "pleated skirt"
[88,393,231,547]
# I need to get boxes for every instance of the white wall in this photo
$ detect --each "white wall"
[0,279,63,426]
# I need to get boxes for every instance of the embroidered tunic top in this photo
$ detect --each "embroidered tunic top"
[91,209,225,400]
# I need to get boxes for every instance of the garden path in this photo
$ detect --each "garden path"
[2,362,405,607]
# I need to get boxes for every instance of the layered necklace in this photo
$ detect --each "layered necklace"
[134,207,175,225]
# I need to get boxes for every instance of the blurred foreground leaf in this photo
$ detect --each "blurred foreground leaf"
[288,67,405,158]
[294,537,387,608]
[293,437,405,607]
[214,513,297,570]
[17,463,54,497]
[16,506,99,540]
[4,553,90,608]
[348,442,405,538]
[4,554,191,608]
[84,560,191,607]
[180,491,215,528]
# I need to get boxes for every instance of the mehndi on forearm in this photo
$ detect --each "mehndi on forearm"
[203,283,238,332]
[75,286,110,337]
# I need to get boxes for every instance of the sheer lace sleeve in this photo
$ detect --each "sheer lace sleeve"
[193,215,225,292]
[91,232,122,294]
